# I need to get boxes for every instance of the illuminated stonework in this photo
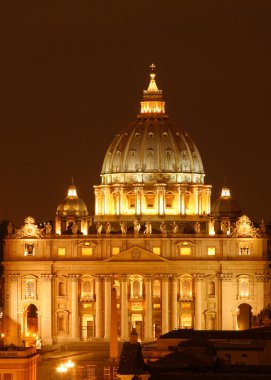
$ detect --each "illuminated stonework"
[2,66,270,346]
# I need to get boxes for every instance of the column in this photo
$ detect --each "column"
[95,275,103,338]
[40,275,53,344]
[94,187,101,215]
[9,274,20,344]
[255,274,267,315]
[197,187,202,215]
[69,275,79,340]
[171,275,178,330]
[194,187,199,214]
[113,187,120,215]
[102,186,110,215]
[194,273,204,330]
[181,187,186,215]
[104,276,112,339]
[134,185,143,215]
[162,276,169,334]
[144,276,153,341]
[177,186,182,214]
[120,275,129,341]
[205,187,211,215]
[156,184,166,215]
[220,273,233,329]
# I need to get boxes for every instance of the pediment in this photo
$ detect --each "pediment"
[103,246,170,262]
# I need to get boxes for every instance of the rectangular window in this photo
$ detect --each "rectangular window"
[145,194,155,208]
[181,302,191,309]
[82,247,93,256]
[4,375,13,380]
[58,247,66,256]
[24,244,35,256]
[181,314,192,328]
[153,304,160,309]
[239,244,250,255]
[152,247,160,255]
[180,247,191,256]
[112,247,120,255]
[208,247,216,256]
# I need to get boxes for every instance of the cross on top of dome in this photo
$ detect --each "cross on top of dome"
[140,64,165,115]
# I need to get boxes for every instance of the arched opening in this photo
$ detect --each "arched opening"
[26,304,38,335]
[237,303,252,330]
[58,282,65,296]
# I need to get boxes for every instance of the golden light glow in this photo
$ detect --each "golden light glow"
[67,185,77,197]
[58,247,66,256]
[221,186,231,198]
[112,247,120,255]
[208,247,216,256]
[82,247,93,256]
[180,247,191,256]
[152,247,160,255]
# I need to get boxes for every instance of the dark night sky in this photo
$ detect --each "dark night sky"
[0,1,271,227]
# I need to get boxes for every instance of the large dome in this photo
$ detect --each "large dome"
[101,66,205,186]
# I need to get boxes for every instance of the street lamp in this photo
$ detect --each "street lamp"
[56,360,75,379]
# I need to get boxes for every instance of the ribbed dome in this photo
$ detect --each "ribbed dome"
[57,183,88,217]
[212,186,241,217]
[101,66,205,186]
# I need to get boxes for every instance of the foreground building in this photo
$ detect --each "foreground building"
[2,66,271,345]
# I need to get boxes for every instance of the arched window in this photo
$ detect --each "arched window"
[153,280,161,298]
[83,281,91,295]
[114,280,120,298]
[25,281,35,298]
[133,281,141,298]
[58,282,65,297]
[208,281,215,296]
[240,279,249,297]
[181,279,191,298]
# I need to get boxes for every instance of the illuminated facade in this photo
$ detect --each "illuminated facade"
[2,66,270,345]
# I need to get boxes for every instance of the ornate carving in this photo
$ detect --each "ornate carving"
[68,274,80,282]
[40,274,53,282]
[255,273,268,282]
[193,273,205,281]
[14,216,45,239]
[9,274,19,282]
[132,248,140,260]
[120,222,127,236]
[231,215,260,238]
[218,273,233,281]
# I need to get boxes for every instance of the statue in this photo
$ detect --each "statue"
[105,222,111,235]
[7,222,13,237]
[221,220,230,235]
[144,221,152,235]
[208,218,215,236]
[160,222,167,236]
[194,222,200,234]
[133,219,141,235]
[45,222,52,235]
[120,222,127,236]
[96,222,103,235]
[260,220,266,235]
[71,222,77,235]
[171,221,178,234]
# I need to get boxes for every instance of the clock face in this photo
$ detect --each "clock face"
[25,225,35,236]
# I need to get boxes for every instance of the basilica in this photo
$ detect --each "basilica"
[2,66,270,345]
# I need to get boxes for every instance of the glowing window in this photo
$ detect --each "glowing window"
[127,193,135,208]
[58,247,66,256]
[112,247,120,255]
[208,247,216,256]
[180,247,191,256]
[153,280,161,298]
[82,247,93,256]
[145,193,155,208]
[152,247,160,255]
[25,244,35,256]
[25,281,35,298]
[181,302,191,309]
[165,193,175,208]
[181,314,192,328]
[153,304,160,309]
